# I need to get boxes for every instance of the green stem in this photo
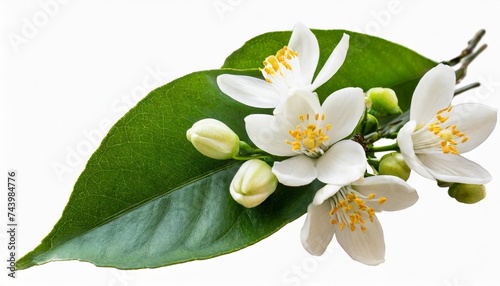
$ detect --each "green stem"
[367,158,380,172]
[234,141,275,162]
[238,141,259,155]
[232,154,273,161]
[369,143,399,153]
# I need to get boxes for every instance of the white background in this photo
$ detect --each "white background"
[1,1,500,285]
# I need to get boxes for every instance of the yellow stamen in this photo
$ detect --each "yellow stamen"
[260,46,299,84]
[428,105,468,155]
[329,191,386,233]
[286,113,332,157]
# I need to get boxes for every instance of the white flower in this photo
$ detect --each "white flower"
[245,87,366,187]
[301,175,418,266]
[217,22,349,113]
[397,64,497,184]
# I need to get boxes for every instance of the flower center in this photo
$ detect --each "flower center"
[286,113,331,157]
[427,106,468,155]
[261,46,298,84]
[329,189,386,233]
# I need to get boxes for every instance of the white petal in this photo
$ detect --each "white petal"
[313,184,342,206]
[217,74,280,108]
[418,153,492,184]
[288,22,319,86]
[444,103,497,153]
[300,201,335,256]
[280,91,320,121]
[272,155,317,186]
[410,64,456,124]
[352,176,418,212]
[316,140,366,185]
[335,215,385,266]
[311,33,350,91]
[273,88,320,115]
[321,87,365,144]
[397,121,434,180]
[245,114,296,157]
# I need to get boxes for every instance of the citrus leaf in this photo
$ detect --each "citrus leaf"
[18,29,437,270]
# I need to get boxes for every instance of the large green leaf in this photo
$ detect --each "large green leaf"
[17,69,321,269]
[18,29,437,270]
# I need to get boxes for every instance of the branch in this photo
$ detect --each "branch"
[455,43,487,83]
[454,82,481,96]
[442,29,486,66]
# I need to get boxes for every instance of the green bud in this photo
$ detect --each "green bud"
[448,183,486,204]
[378,152,411,181]
[366,87,402,116]
[230,159,278,208]
[437,180,452,188]
[186,118,239,160]
[364,113,379,134]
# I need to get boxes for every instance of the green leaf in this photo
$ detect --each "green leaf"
[223,29,437,111]
[17,69,321,270]
[18,29,437,270]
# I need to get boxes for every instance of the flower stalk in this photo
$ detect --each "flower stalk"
[232,141,276,162]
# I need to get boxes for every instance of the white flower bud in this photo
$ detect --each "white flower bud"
[186,118,239,160]
[230,159,278,208]
[366,87,402,116]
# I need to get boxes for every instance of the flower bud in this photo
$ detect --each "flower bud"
[230,159,278,208]
[366,87,402,116]
[378,152,411,181]
[364,113,379,134]
[186,118,239,160]
[448,183,486,204]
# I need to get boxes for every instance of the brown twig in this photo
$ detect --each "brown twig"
[455,43,487,83]
[442,29,486,67]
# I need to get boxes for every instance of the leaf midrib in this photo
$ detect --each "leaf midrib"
[48,161,243,250]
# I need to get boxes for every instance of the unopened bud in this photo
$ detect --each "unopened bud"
[378,152,411,181]
[186,118,239,160]
[448,183,486,204]
[366,87,402,116]
[364,113,379,134]
[230,159,278,208]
